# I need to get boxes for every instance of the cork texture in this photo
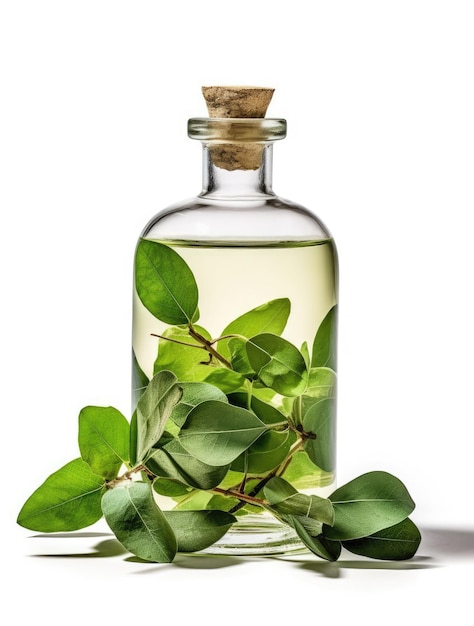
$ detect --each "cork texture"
[201,86,274,170]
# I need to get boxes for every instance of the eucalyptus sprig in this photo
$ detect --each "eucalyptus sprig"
[17,239,421,563]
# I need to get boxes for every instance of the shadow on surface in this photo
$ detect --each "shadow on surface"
[32,537,127,558]
[419,526,474,561]
[129,553,247,572]
[31,532,112,539]
[28,525,474,571]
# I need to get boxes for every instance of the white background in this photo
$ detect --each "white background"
[1,0,473,623]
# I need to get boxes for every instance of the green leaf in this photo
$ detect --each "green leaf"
[129,409,138,466]
[218,298,291,359]
[246,333,308,397]
[102,481,177,562]
[264,477,334,526]
[132,349,149,405]
[231,430,294,474]
[153,477,191,498]
[311,305,337,370]
[302,397,336,472]
[280,451,327,489]
[203,367,246,393]
[170,382,228,428]
[136,370,182,462]
[228,392,288,426]
[146,438,229,490]
[227,338,255,377]
[78,406,130,480]
[173,490,214,511]
[303,367,337,404]
[17,459,104,532]
[284,515,341,561]
[342,518,421,560]
[323,471,416,541]
[153,325,214,381]
[164,510,236,552]
[135,239,199,325]
[179,400,268,466]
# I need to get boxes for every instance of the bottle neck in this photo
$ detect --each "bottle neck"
[200,143,274,198]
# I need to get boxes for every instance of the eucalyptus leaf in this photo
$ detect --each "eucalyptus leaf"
[153,477,191,498]
[102,481,177,562]
[311,305,337,370]
[170,382,228,428]
[179,400,268,466]
[228,338,255,378]
[227,393,289,426]
[342,518,421,560]
[323,471,416,541]
[135,239,199,325]
[17,459,104,532]
[302,397,336,472]
[153,325,214,381]
[303,367,337,404]
[173,490,214,511]
[280,451,328,489]
[136,370,182,462]
[132,350,149,407]
[164,510,236,552]
[264,477,334,526]
[246,333,308,397]
[284,515,341,561]
[129,410,138,466]
[78,406,130,480]
[231,430,294,474]
[203,367,246,393]
[218,298,291,358]
[146,438,229,490]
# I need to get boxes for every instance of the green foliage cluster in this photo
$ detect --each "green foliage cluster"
[17,240,421,562]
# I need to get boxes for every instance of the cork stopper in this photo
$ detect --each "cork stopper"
[202,86,274,118]
[201,86,275,171]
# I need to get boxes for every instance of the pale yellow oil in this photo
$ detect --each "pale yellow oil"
[133,240,338,381]
[132,239,338,554]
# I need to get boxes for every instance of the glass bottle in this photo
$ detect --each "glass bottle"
[132,87,338,555]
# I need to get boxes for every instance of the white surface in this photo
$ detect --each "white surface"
[1,1,473,621]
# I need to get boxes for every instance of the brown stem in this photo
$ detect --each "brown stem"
[106,464,153,489]
[188,325,232,368]
[212,487,268,508]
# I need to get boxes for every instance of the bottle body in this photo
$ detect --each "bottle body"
[132,122,338,555]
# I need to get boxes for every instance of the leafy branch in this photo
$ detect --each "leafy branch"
[17,240,421,564]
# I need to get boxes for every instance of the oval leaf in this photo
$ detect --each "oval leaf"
[284,515,341,561]
[178,400,268,466]
[246,333,308,397]
[136,370,182,462]
[218,298,291,359]
[170,382,228,428]
[146,438,229,490]
[17,459,104,532]
[153,325,213,381]
[164,510,236,552]
[135,239,199,325]
[342,518,421,560]
[264,477,334,526]
[78,406,130,480]
[311,305,337,370]
[323,471,416,541]
[231,430,294,474]
[102,481,177,562]
[302,397,336,472]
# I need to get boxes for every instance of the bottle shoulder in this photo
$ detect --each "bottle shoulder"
[141,194,334,244]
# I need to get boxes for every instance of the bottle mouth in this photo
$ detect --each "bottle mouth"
[188,118,287,142]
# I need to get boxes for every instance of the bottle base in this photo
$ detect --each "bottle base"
[201,514,307,556]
